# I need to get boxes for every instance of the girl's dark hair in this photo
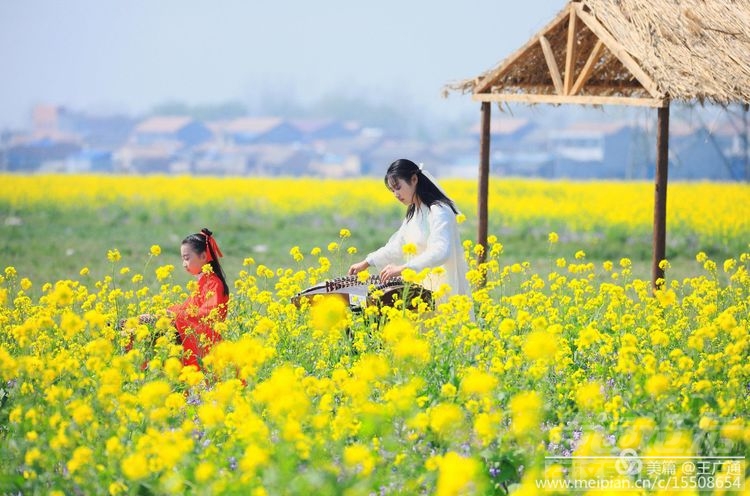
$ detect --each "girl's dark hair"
[182,228,229,295]
[384,158,458,221]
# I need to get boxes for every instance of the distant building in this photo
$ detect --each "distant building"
[32,105,62,134]
[548,122,649,179]
[66,149,113,173]
[290,119,360,143]
[361,137,453,177]
[4,133,82,172]
[113,141,184,174]
[244,145,314,176]
[58,110,136,150]
[669,118,748,180]
[307,154,362,178]
[4,103,747,180]
[469,118,544,176]
[132,116,212,147]
[471,118,536,148]
[219,117,302,145]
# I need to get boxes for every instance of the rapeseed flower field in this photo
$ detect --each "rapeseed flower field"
[1,175,749,494]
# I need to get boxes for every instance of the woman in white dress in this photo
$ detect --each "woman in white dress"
[348,158,469,299]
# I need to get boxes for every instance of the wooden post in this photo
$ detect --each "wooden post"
[743,103,749,181]
[652,105,670,289]
[478,102,491,267]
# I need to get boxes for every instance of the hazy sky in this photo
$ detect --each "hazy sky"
[0,0,567,128]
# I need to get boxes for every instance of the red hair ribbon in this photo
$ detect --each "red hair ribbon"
[203,232,223,262]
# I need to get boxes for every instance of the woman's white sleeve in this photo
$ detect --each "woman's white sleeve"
[405,205,453,271]
[365,222,406,268]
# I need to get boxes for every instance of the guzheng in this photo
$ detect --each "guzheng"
[291,274,432,310]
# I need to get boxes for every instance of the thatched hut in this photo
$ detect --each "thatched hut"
[445,0,750,286]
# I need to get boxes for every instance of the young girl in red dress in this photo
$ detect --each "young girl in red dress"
[169,228,230,370]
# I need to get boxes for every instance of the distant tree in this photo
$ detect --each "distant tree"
[149,100,248,120]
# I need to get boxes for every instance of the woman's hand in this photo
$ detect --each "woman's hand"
[348,260,370,275]
[379,264,406,282]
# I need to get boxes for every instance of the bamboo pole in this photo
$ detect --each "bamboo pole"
[652,105,670,289]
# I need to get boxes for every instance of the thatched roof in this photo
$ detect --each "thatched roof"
[446,0,750,107]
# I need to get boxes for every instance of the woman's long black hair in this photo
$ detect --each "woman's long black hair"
[384,158,458,221]
[182,228,229,295]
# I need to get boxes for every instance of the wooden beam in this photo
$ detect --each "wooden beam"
[570,39,605,95]
[475,5,572,93]
[652,105,670,289]
[564,9,578,95]
[478,102,491,271]
[574,3,663,99]
[472,92,668,108]
[540,35,564,95]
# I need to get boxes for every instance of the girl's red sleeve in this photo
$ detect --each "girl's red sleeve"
[194,275,228,320]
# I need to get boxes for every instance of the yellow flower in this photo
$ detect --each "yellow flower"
[575,381,604,411]
[121,452,150,480]
[71,403,94,425]
[194,462,215,482]
[645,374,670,398]
[240,444,269,474]
[522,330,558,363]
[310,296,349,332]
[150,244,161,256]
[155,264,174,281]
[138,381,172,409]
[459,368,498,397]
[393,336,430,364]
[198,403,226,429]
[441,383,457,398]
[719,418,744,441]
[327,242,339,252]
[339,228,351,238]
[402,242,417,256]
[474,412,500,446]
[60,312,85,339]
[431,452,481,496]
[548,231,559,243]
[106,436,123,457]
[510,391,542,437]
[25,447,42,466]
[429,403,464,439]
[723,258,736,272]
[698,416,719,431]
[108,481,128,495]
[67,446,93,474]
[456,213,466,224]
[107,249,121,262]
[655,288,677,307]
[79,267,89,276]
[343,443,374,476]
